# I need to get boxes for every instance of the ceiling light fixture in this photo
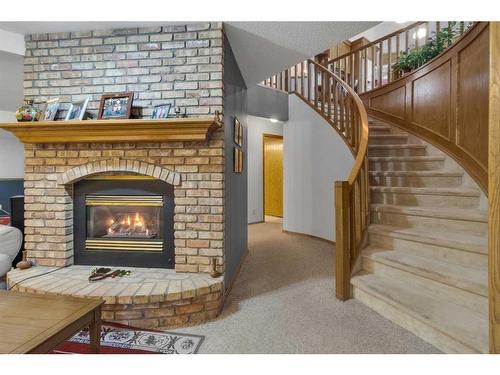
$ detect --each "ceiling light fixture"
[270,118,278,123]
[412,27,427,40]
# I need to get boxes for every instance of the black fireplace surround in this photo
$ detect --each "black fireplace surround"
[74,179,175,268]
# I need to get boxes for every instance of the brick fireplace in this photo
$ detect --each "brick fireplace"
[23,139,224,273]
[2,22,249,329]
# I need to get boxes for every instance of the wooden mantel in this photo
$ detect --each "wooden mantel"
[0,115,223,144]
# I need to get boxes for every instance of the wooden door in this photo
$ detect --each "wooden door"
[263,134,283,218]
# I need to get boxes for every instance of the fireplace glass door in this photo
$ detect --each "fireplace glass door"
[86,195,163,252]
[73,179,175,268]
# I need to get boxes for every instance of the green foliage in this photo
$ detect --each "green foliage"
[393,22,460,76]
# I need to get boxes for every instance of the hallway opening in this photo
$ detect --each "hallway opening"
[263,134,283,221]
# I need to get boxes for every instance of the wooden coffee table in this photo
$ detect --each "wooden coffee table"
[0,290,104,354]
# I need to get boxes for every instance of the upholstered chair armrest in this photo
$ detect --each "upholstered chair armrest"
[0,225,23,261]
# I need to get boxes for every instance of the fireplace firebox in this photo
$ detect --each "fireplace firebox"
[74,179,174,268]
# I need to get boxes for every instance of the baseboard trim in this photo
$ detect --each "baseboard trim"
[282,229,336,245]
[224,248,249,300]
[248,220,264,225]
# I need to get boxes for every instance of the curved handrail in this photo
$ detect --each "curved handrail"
[307,60,369,185]
[261,58,369,300]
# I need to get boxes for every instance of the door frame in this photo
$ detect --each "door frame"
[262,133,284,219]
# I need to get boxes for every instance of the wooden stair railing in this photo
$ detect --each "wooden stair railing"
[328,21,474,94]
[262,59,369,301]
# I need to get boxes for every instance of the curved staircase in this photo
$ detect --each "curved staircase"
[351,117,488,353]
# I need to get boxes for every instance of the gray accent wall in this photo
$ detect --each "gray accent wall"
[247,84,288,121]
[223,33,248,289]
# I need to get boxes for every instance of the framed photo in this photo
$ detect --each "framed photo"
[65,98,89,121]
[41,98,60,121]
[234,117,243,146]
[151,103,172,119]
[234,147,243,173]
[98,92,133,120]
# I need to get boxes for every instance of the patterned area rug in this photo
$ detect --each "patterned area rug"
[54,322,205,354]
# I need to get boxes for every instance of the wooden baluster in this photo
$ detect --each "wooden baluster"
[371,45,375,90]
[320,70,325,113]
[301,61,305,97]
[349,189,356,265]
[447,22,452,46]
[351,53,356,89]
[378,42,383,88]
[460,21,465,35]
[388,37,392,83]
[396,32,400,61]
[415,26,420,49]
[363,48,368,93]
[314,65,319,108]
[340,87,345,134]
[307,62,311,102]
[327,75,332,120]
[333,79,339,128]
[335,181,351,300]
[294,64,297,93]
[405,29,409,51]
[436,21,440,33]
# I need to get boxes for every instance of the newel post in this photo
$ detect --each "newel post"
[335,181,351,300]
[488,21,500,354]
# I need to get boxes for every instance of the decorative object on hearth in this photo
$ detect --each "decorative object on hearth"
[98,92,133,120]
[15,250,31,270]
[53,322,205,354]
[151,103,172,119]
[210,257,222,278]
[15,99,42,122]
[233,147,243,173]
[41,98,60,121]
[65,97,90,121]
[88,267,131,282]
[234,117,243,146]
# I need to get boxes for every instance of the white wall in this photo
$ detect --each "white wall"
[0,29,25,56]
[283,95,354,242]
[247,115,284,224]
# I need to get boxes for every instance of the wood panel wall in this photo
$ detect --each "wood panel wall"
[489,21,500,355]
[361,22,490,193]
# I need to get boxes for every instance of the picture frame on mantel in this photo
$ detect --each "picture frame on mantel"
[41,98,60,121]
[65,98,89,121]
[98,92,134,120]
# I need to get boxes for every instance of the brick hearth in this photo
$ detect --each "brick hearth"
[7,266,223,329]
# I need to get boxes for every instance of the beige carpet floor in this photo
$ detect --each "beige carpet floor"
[170,220,440,353]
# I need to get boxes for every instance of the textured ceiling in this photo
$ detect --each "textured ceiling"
[224,22,379,85]
[0,21,379,86]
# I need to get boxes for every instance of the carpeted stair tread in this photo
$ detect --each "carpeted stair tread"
[351,273,488,353]
[368,170,463,177]
[367,224,487,255]
[368,155,445,162]
[362,246,488,297]
[369,186,481,196]
[370,204,488,223]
